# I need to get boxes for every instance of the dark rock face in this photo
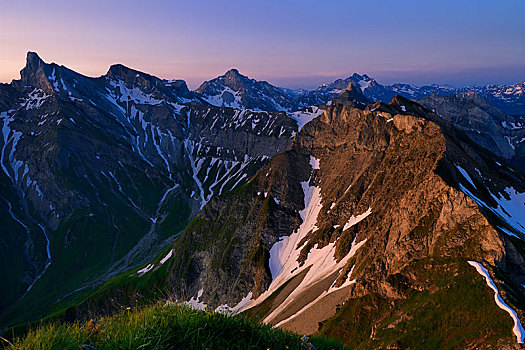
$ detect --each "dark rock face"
[465,82,525,116]
[419,92,525,171]
[0,53,297,327]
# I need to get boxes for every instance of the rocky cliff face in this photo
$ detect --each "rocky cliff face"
[419,92,525,172]
[152,96,525,348]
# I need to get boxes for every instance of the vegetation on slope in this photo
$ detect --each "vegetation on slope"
[317,258,516,349]
[3,302,344,350]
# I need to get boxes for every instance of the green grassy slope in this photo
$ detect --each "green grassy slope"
[4,303,345,350]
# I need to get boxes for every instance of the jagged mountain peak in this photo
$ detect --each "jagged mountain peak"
[25,51,45,69]
[196,68,297,112]
[350,72,372,81]
[332,81,371,107]
[104,63,196,103]
[19,51,54,92]
[223,68,243,78]
[346,81,364,93]
[196,68,252,94]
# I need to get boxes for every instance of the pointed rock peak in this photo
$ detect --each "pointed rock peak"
[346,81,365,95]
[333,81,371,108]
[224,68,242,77]
[25,51,45,69]
[222,68,250,84]
[196,68,254,94]
[19,51,53,91]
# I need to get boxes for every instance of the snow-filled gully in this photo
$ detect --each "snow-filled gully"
[468,261,524,343]
[240,155,371,323]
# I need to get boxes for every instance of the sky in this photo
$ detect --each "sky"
[0,0,524,89]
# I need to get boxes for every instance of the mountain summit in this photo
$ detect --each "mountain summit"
[196,69,299,111]
[18,51,54,92]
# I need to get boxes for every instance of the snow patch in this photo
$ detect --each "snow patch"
[160,249,173,264]
[289,106,324,131]
[468,261,524,343]
[489,187,525,234]
[185,289,207,311]
[23,89,50,110]
[358,79,371,92]
[109,79,162,105]
[215,292,253,314]
[309,155,320,170]
[137,264,154,276]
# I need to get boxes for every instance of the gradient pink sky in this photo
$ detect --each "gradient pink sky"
[1,0,524,89]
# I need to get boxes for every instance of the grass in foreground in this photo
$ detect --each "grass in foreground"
[3,302,345,350]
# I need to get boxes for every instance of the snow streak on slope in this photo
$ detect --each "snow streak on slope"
[243,156,370,323]
[343,208,372,231]
[23,89,51,110]
[25,224,51,293]
[1,111,22,183]
[160,250,173,264]
[454,166,525,237]
[468,261,525,344]
[267,180,323,281]
[274,238,367,328]
[455,164,477,189]
[184,139,264,208]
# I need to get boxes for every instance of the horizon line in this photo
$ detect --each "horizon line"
[1,51,524,91]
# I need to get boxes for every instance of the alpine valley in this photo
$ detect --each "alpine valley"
[1,52,525,349]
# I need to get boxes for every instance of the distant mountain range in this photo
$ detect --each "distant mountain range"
[193,69,525,116]
[1,52,525,349]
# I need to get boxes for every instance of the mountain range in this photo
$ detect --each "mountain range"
[1,52,525,349]
[193,69,525,116]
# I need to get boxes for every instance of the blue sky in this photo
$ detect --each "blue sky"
[0,0,524,89]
